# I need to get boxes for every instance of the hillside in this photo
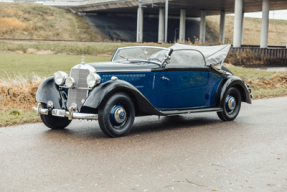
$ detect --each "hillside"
[207,15,287,46]
[0,2,108,41]
[0,2,286,45]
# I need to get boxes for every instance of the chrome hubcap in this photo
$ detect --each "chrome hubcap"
[110,104,127,128]
[114,107,126,124]
[226,95,236,113]
[228,97,236,111]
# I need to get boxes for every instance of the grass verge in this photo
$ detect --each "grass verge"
[0,110,40,127]
[0,53,111,78]
[0,41,171,56]
[253,88,287,99]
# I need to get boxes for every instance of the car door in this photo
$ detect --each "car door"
[156,50,210,109]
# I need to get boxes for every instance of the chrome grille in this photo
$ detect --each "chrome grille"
[67,68,90,111]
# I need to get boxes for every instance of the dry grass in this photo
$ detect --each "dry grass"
[207,15,287,46]
[0,73,44,111]
[0,17,34,34]
[225,49,287,66]
[0,2,104,41]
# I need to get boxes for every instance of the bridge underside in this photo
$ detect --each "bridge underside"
[44,0,287,48]
[48,0,287,16]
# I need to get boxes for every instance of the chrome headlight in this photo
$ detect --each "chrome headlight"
[87,73,101,88]
[54,71,68,86]
[65,77,75,88]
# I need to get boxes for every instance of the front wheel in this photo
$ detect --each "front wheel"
[98,92,135,138]
[217,87,241,121]
[40,103,72,129]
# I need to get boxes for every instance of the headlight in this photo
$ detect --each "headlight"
[87,73,101,88]
[54,71,68,86]
[65,77,75,88]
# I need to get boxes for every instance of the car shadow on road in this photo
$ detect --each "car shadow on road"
[129,114,222,136]
[42,114,224,140]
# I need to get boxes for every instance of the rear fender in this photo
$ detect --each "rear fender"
[218,76,252,105]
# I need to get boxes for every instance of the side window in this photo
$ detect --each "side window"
[166,50,205,68]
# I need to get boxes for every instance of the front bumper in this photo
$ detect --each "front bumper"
[32,103,98,120]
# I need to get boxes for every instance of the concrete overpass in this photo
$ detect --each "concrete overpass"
[43,0,287,48]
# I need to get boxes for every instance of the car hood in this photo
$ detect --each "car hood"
[86,62,159,72]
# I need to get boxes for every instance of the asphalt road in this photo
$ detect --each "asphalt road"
[1,97,287,192]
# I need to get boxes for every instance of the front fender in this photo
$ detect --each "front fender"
[219,76,252,105]
[82,80,162,116]
[35,77,61,109]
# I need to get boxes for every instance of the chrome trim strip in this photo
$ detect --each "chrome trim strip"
[152,74,155,90]
[96,69,151,73]
[67,112,98,120]
[160,107,223,115]
[60,86,92,90]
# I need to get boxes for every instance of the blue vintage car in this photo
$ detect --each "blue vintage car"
[33,44,252,137]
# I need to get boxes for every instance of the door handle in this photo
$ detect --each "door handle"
[162,76,169,81]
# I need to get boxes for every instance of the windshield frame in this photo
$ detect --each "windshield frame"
[110,46,170,66]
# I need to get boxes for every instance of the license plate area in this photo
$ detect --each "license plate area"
[52,109,66,117]
[248,88,253,94]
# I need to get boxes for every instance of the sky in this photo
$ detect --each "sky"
[229,10,287,20]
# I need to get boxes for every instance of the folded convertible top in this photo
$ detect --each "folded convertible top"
[169,44,231,68]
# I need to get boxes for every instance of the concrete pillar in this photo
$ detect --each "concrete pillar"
[179,9,186,42]
[158,8,165,43]
[241,12,245,45]
[137,7,144,42]
[233,0,243,48]
[200,10,206,45]
[219,10,225,44]
[165,0,169,43]
[260,0,270,48]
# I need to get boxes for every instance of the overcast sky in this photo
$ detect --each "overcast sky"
[229,9,287,20]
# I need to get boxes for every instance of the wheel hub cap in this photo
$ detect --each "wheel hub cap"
[114,107,126,124]
[226,95,236,112]
[110,104,127,127]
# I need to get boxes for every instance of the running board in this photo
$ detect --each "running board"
[159,107,223,116]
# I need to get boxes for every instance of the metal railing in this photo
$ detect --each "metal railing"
[231,47,287,59]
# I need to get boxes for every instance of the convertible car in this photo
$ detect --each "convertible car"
[33,44,252,137]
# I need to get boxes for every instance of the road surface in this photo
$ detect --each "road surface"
[1,97,287,191]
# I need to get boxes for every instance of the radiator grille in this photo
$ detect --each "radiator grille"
[67,68,90,111]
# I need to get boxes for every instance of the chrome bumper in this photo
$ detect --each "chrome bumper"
[32,103,98,120]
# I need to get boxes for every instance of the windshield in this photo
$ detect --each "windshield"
[112,47,169,64]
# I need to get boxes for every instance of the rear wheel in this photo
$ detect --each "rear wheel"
[40,104,71,129]
[217,87,241,121]
[98,93,135,138]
